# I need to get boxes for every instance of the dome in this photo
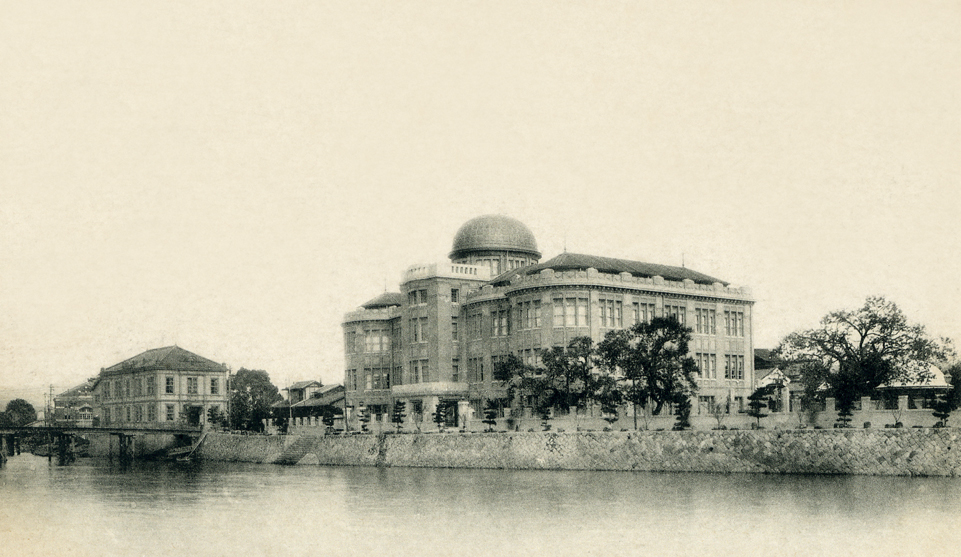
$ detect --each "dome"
[449,215,540,260]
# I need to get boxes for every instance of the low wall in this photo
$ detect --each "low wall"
[199,428,961,476]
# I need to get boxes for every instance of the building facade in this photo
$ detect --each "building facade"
[92,346,229,427]
[343,215,755,428]
[53,380,96,427]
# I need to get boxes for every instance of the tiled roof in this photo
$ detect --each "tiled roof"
[102,346,225,375]
[361,292,405,309]
[56,380,95,398]
[490,252,727,286]
[287,380,322,391]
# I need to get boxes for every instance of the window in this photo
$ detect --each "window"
[345,331,357,354]
[124,380,130,397]
[364,366,390,390]
[696,353,717,379]
[365,328,390,352]
[467,358,485,383]
[516,300,543,330]
[146,376,155,395]
[450,288,459,303]
[166,404,175,421]
[599,299,623,328]
[452,359,460,382]
[410,317,428,343]
[724,355,745,380]
[187,377,199,395]
[468,312,483,339]
[451,318,459,341]
[103,407,111,424]
[134,405,143,422]
[147,404,157,421]
[346,369,358,391]
[724,310,745,337]
[493,309,510,336]
[553,297,589,328]
[695,308,717,334]
[165,377,175,394]
[408,289,428,306]
[210,378,219,395]
[126,406,131,422]
[133,378,142,397]
[409,359,429,383]
[518,348,540,368]
[632,302,656,324]
[664,304,686,325]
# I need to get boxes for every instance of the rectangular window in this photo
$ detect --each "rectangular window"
[166,404,175,421]
[124,380,130,397]
[533,300,541,327]
[451,288,459,303]
[165,376,175,394]
[451,318,459,341]
[664,304,686,325]
[452,359,460,382]
[492,309,510,336]
[126,406,131,422]
[633,302,656,324]
[133,378,142,397]
[408,289,428,306]
[599,299,623,328]
[146,376,155,395]
[187,377,199,395]
[695,308,717,334]
[345,331,356,354]
[723,310,745,337]
[365,370,373,390]
[409,359,429,383]
[210,378,219,395]
[147,404,157,421]
[724,355,732,379]
[103,407,110,424]
[410,317,428,343]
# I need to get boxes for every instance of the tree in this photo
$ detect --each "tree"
[357,406,371,433]
[708,397,730,430]
[432,402,447,432]
[775,296,953,422]
[747,385,775,428]
[596,317,699,427]
[932,363,961,426]
[228,368,282,432]
[392,400,407,433]
[672,397,692,430]
[4,399,37,426]
[539,337,599,419]
[482,400,498,432]
[207,406,227,429]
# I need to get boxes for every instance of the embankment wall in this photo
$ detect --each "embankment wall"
[199,429,961,476]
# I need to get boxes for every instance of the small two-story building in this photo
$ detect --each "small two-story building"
[92,346,229,427]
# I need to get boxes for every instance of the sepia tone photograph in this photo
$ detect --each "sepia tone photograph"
[1,2,959,556]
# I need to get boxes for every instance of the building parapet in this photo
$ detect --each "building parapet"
[402,261,492,285]
[392,382,469,397]
[464,267,752,303]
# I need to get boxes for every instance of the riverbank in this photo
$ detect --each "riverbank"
[197,428,961,476]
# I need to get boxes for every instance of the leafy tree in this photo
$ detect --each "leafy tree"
[747,385,775,428]
[322,408,337,433]
[228,368,282,432]
[596,317,699,427]
[392,400,407,432]
[775,296,952,421]
[597,375,623,428]
[4,399,37,426]
[432,402,447,432]
[672,397,692,430]
[357,407,371,433]
[482,400,498,432]
[708,398,729,430]
[932,363,961,426]
[206,406,227,429]
[539,337,599,418]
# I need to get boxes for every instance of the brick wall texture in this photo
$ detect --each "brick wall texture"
[198,429,961,476]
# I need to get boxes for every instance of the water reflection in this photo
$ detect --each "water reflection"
[2,454,959,557]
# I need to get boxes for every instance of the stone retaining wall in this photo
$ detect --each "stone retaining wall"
[199,428,961,476]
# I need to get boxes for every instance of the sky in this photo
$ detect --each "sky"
[1,1,959,408]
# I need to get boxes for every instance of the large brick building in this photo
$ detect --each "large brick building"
[343,215,754,428]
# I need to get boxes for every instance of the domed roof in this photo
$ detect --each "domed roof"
[449,215,540,260]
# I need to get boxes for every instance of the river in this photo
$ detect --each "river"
[2,454,959,556]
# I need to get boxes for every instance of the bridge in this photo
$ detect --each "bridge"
[0,424,204,463]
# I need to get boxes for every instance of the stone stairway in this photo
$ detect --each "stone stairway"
[273,436,316,465]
